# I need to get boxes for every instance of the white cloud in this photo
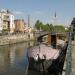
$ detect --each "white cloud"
[34,11,42,14]
[13,11,24,15]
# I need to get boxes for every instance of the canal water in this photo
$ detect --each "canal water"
[0,42,34,75]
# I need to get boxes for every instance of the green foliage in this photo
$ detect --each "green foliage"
[54,25,65,32]
[71,17,75,25]
[35,20,54,31]
[71,17,75,32]
[35,20,43,30]
[35,20,66,32]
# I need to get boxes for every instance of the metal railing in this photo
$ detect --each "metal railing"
[65,32,72,75]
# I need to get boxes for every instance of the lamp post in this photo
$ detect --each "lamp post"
[28,15,30,46]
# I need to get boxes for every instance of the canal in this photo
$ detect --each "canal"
[0,42,34,75]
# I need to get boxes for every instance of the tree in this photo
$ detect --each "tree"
[35,20,54,32]
[35,20,66,32]
[35,20,43,30]
[54,25,65,32]
[71,17,75,25]
[71,17,75,32]
[48,24,54,32]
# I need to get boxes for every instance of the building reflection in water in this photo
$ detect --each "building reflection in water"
[0,42,33,75]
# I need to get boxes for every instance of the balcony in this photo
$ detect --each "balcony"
[3,15,10,21]
[3,18,10,21]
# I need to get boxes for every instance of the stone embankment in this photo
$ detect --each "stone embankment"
[0,33,34,45]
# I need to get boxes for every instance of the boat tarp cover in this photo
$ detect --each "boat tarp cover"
[28,44,59,60]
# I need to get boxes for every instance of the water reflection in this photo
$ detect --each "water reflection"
[0,42,34,75]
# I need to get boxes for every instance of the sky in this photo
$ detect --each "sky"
[0,0,75,26]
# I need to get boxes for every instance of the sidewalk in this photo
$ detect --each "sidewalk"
[72,41,75,75]
[62,61,66,75]
[62,41,75,75]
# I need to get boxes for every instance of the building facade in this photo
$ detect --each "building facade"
[14,19,26,32]
[0,9,15,33]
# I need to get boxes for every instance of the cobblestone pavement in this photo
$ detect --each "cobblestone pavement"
[72,41,75,75]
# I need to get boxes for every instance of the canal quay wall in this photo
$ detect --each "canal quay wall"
[0,33,35,45]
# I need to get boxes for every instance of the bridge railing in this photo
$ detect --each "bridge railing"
[65,32,72,75]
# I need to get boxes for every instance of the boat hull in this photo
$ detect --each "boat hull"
[28,57,53,73]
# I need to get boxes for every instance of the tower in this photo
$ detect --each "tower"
[53,11,57,25]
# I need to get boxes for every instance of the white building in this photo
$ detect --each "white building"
[0,9,15,33]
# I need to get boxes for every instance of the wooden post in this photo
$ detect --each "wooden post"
[48,33,51,45]
[51,34,57,48]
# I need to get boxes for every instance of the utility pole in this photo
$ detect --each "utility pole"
[28,15,30,46]
[28,15,30,27]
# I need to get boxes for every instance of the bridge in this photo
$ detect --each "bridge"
[33,31,50,38]
[33,31,67,38]
[33,31,67,42]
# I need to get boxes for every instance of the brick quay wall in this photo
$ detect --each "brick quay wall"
[0,33,35,45]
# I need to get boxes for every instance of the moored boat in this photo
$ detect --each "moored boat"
[28,33,68,75]
[28,43,65,70]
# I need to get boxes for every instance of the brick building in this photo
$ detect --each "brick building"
[14,19,26,32]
